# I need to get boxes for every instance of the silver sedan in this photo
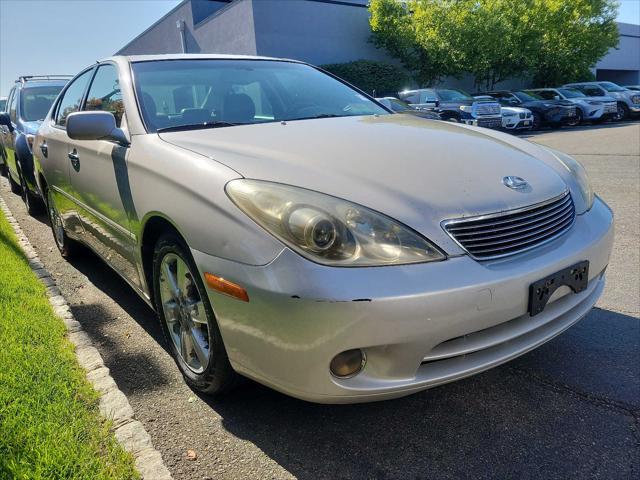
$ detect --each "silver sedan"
[34,55,614,403]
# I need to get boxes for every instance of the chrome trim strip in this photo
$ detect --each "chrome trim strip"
[52,186,137,241]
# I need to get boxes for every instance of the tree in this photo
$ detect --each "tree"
[321,60,412,96]
[369,0,619,90]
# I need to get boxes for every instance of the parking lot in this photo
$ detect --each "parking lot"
[1,121,638,480]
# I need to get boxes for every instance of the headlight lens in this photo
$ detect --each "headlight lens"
[459,105,473,112]
[545,147,594,211]
[226,179,445,266]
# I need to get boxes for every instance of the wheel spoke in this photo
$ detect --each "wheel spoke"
[176,259,189,292]
[163,299,180,324]
[162,260,180,299]
[190,329,209,368]
[187,299,207,324]
[180,328,192,364]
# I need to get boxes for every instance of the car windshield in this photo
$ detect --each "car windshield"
[437,89,473,101]
[598,82,625,92]
[387,98,413,112]
[132,59,388,132]
[514,91,542,102]
[558,88,585,98]
[20,85,63,121]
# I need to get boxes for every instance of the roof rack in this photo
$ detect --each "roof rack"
[17,75,73,83]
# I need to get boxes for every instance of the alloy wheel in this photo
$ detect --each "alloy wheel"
[47,190,65,249]
[159,253,210,374]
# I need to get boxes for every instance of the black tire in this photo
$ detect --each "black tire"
[567,109,582,127]
[9,170,21,194]
[20,169,44,216]
[46,187,77,258]
[616,103,629,121]
[152,233,238,396]
[531,113,543,130]
[0,162,7,177]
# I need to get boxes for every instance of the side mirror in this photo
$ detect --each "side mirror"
[553,95,560,100]
[509,99,519,105]
[0,112,13,131]
[67,111,129,145]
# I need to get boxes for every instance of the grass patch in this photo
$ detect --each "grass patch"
[0,209,139,479]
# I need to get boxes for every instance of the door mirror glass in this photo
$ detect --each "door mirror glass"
[0,112,11,128]
[67,111,128,144]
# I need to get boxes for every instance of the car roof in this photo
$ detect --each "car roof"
[104,53,302,64]
[18,80,68,89]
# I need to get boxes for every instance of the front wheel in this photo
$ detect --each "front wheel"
[567,109,582,127]
[153,234,238,395]
[615,103,629,121]
[531,113,543,131]
[9,170,21,194]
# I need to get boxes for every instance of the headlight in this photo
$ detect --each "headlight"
[631,95,640,104]
[459,105,474,112]
[544,147,594,212]
[502,111,517,117]
[226,179,445,266]
[587,101,602,106]
[26,134,35,153]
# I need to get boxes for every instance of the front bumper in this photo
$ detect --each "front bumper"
[462,116,503,129]
[502,116,533,130]
[193,197,614,403]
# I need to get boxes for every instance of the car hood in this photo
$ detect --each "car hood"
[501,107,530,114]
[158,115,567,250]
[522,99,573,109]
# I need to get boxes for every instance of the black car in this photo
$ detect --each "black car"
[376,97,441,120]
[482,90,577,130]
[0,76,69,214]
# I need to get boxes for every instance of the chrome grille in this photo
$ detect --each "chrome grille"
[443,192,575,260]
[474,102,501,115]
[604,102,617,113]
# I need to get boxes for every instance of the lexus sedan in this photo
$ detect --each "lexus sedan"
[34,55,614,403]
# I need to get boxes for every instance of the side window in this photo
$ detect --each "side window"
[8,88,18,122]
[420,90,437,103]
[537,91,555,100]
[584,86,603,96]
[55,69,93,127]
[401,92,420,104]
[84,64,124,127]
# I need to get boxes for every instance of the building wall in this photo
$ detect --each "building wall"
[595,22,640,84]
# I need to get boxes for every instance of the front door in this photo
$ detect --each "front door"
[67,63,141,289]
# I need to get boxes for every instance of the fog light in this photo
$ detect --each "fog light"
[330,349,366,378]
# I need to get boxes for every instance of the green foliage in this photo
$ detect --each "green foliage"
[369,0,619,89]
[321,60,412,96]
[0,212,139,479]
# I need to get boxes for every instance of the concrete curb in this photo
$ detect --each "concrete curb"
[0,186,172,480]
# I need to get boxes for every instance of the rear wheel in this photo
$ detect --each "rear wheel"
[153,234,238,395]
[9,170,21,194]
[46,188,77,258]
[20,170,44,216]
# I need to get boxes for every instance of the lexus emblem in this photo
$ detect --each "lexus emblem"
[502,176,529,190]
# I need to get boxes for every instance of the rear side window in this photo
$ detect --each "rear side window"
[55,69,93,127]
[581,86,604,97]
[8,88,18,122]
[535,90,556,100]
[84,64,125,127]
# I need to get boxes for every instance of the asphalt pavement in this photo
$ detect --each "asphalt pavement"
[1,121,638,480]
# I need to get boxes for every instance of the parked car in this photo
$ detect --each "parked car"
[376,97,441,120]
[475,95,533,132]
[623,85,640,91]
[0,97,6,176]
[482,90,577,130]
[0,76,69,214]
[563,81,640,120]
[399,88,502,129]
[527,88,618,124]
[35,55,613,403]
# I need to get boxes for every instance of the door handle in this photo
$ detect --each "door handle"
[40,142,48,158]
[68,149,80,170]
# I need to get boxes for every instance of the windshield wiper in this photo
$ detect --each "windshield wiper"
[157,121,237,133]
[288,113,342,121]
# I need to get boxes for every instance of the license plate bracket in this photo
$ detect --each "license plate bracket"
[528,261,589,316]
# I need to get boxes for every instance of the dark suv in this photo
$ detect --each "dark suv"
[0,76,69,214]
[482,90,577,130]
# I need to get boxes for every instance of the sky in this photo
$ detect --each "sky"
[1,0,639,97]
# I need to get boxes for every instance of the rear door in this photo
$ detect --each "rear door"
[0,87,15,166]
[3,87,18,179]
[45,67,95,237]
[68,63,140,288]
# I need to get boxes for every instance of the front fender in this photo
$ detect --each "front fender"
[15,133,37,189]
